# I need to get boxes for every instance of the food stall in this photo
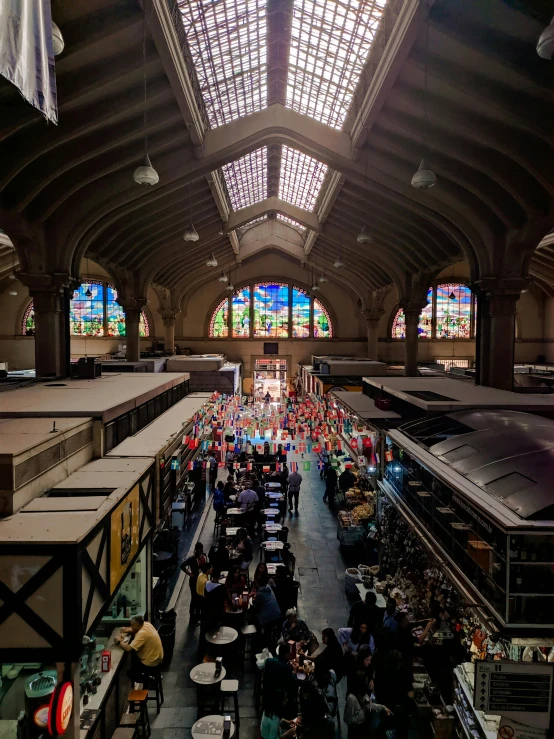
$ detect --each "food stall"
[0,457,155,739]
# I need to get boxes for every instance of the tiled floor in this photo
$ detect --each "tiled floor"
[152,450,360,739]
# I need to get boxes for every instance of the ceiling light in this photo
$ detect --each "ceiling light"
[226,283,234,292]
[357,226,373,244]
[537,16,554,59]
[411,159,436,190]
[218,271,228,283]
[449,291,456,301]
[51,21,64,56]
[8,289,17,296]
[85,287,92,298]
[206,254,218,268]
[334,257,344,269]
[319,274,328,284]
[8,273,17,280]
[183,224,199,242]
[311,283,320,291]
[133,154,159,186]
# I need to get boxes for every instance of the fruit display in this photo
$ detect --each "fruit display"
[351,502,373,523]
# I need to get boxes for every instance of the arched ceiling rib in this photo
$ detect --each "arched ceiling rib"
[0,0,551,304]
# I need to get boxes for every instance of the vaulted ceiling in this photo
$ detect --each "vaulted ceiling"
[0,0,552,307]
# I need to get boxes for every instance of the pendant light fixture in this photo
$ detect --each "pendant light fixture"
[319,270,328,284]
[85,286,92,298]
[449,290,457,301]
[537,15,554,59]
[334,254,344,269]
[218,271,228,283]
[8,288,17,296]
[357,226,373,244]
[51,21,64,56]
[133,16,159,186]
[183,175,199,241]
[412,22,436,190]
[206,253,218,268]
[225,260,234,291]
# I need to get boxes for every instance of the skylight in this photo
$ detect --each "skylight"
[277,214,306,232]
[177,0,267,127]
[279,146,327,211]
[222,149,267,210]
[238,214,267,237]
[287,0,386,129]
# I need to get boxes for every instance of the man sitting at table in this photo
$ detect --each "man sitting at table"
[115,615,163,686]
[237,483,258,511]
[264,643,297,715]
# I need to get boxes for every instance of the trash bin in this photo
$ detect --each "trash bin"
[158,608,177,667]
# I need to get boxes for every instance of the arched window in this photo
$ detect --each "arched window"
[208,282,334,339]
[391,283,476,340]
[22,281,150,337]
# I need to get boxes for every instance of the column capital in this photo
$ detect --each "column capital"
[117,297,148,313]
[363,308,384,323]
[398,299,428,316]
[159,309,180,327]
[18,271,73,295]
[476,276,530,300]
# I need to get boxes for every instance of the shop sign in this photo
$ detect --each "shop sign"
[48,681,73,735]
[110,485,140,592]
[474,661,553,730]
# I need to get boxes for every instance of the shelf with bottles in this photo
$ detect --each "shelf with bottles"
[453,666,499,739]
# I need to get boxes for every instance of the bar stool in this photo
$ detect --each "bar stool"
[119,713,140,737]
[112,729,137,739]
[220,679,240,729]
[128,689,151,739]
[241,624,257,663]
[144,665,164,714]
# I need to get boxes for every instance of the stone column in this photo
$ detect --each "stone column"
[160,311,178,354]
[477,278,527,391]
[399,300,427,377]
[363,309,384,359]
[119,299,147,362]
[19,274,71,377]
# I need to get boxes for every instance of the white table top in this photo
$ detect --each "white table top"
[262,541,284,550]
[261,509,279,515]
[205,627,238,645]
[225,527,239,536]
[191,715,235,739]
[263,523,283,530]
[226,508,243,515]
[265,482,282,489]
[189,663,227,685]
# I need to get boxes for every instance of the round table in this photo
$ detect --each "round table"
[189,663,227,685]
[205,626,239,645]
[191,715,235,739]
[153,551,172,562]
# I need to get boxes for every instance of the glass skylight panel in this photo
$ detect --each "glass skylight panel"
[276,214,306,232]
[177,0,267,127]
[287,0,387,129]
[279,146,328,211]
[222,148,267,210]
[238,215,267,237]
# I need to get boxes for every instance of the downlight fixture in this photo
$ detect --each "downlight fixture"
[357,226,373,244]
[183,224,199,242]
[51,22,64,56]
[537,15,554,59]
[333,256,344,269]
[133,154,159,186]
[206,254,218,268]
[411,159,436,190]
[218,271,229,283]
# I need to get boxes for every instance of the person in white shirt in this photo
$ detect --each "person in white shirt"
[237,486,259,512]
[226,449,235,476]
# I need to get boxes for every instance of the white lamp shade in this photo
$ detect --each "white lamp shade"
[183,224,199,242]
[206,254,218,267]
[334,258,344,269]
[357,226,372,244]
[319,275,328,283]
[218,272,228,283]
[133,154,159,185]
[411,159,437,189]
[537,17,554,59]
[52,22,64,56]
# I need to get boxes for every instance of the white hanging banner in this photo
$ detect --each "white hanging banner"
[0,0,58,124]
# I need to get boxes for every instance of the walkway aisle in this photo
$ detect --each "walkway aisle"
[151,447,358,739]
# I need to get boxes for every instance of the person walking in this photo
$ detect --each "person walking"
[226,448,235,476]
[181,542,206,623]
[323,465,337,509]
[344,675,391,739]
[208,451,218,488]
[287,469,302,513]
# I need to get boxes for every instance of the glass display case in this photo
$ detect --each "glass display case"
[383,440,554,627]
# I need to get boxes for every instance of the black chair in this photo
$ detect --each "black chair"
[143,665,164,714]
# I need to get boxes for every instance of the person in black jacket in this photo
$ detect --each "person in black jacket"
[348,591,383,634]
[323,466,338,508]
[203,571,226,629]
[339,468,356,493]
[209,536,230,574]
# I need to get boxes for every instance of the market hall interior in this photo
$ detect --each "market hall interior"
[0,0,554,738]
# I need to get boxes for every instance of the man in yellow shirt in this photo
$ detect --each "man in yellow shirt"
[115,615,163,685]
[196,562,212,597]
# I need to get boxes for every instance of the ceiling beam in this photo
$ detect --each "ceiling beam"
[225,198,320,233]
[207,169,239,254]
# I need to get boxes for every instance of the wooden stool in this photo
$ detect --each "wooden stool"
[220,679,240,729]
[241,624,257,662]
[128,690,150,739]
[144,666,164,714]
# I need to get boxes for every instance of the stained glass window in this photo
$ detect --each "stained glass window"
[21,282,150,337]
[313,298,332,338]
[70,281,104,336]
[232,287,251,338]
[292,287,310,337]
[22,302,35,335]
[210,298,229,338]
[391,284,475,339]
[253,282,289,338]
[436,283,472,339]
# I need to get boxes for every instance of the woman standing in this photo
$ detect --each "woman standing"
[344,675,391,739]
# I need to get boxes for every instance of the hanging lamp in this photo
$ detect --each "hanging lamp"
[218,271,228,283]
[8,288,18,296]
[334,255,344,269]
[412,22,436,190]
[133,17,159,186]
[357,226,373,244]
[206,254,218,268]
[411,159,436,190]
[319,272,328,284]
[51,21,64,56]
[449,290,457,301]
[85,285,92,298]
[537,15,554,59]
[183,224,199,242]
